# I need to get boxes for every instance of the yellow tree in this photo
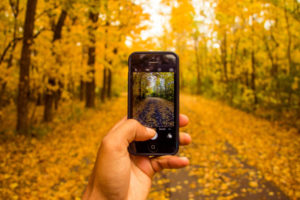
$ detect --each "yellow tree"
[163,0,195,90]
[17,0,38,133]
[85,0,99,108]
[97,0,149,101]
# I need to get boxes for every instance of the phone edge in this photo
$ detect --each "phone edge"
[127,51,180,156]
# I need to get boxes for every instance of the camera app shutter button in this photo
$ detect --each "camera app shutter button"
[151,133,158,140]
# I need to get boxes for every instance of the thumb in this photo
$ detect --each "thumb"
[109,119,156,146]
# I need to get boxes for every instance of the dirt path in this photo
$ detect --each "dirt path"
[151,143,289,200]
[134,97,174,127]
[149,95,300,200]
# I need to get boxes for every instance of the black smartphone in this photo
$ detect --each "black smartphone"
[128,51,179,156]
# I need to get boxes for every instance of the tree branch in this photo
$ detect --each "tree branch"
[0,28,45,65]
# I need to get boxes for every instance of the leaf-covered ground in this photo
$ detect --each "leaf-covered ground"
[1,94,299,200]
[133,97,174,127]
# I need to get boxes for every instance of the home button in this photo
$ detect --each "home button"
[148,143,158,152]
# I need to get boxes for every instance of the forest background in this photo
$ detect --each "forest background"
[0,0,299,132]
[0,0,299,133]
[0,0,299,199]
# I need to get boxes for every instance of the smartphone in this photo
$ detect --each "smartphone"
[128,51,179,156]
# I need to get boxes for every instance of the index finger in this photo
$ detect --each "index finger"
[112,114,189,133]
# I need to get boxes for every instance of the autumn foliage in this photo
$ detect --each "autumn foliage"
[0,0,299,199]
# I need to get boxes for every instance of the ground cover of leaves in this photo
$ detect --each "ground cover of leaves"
[1,94,299,200]
[133,97,174,127]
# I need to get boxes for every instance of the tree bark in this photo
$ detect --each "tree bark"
[44,79,55,121]
[53,10,68,110]
[54,81,63,109]
[251,30,257,105]
[251,49,258,105]
[17,0,38,133]
[85,10,98,108]
[250,14,258,106]
[245,70,249,88]
[80,79,85,101]
[284,3,294,75]
[101,5,110,102]
[43,9,67,121]
[101,68,107,102]
[36,92,43,105]
[107,68,112,98]
[221,32,228,82]
[85,44,96,107]
[193,36,201,94]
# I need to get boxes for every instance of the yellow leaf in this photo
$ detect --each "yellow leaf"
[10,183,18,189]
[249,181,258,188]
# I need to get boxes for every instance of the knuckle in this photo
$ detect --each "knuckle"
[151,159,163,173]
[127,119,139,126]
[101,136,112,148]
[101,135,124,152]
[126,119,142,132]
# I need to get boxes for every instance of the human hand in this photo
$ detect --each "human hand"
[82,114,191,200]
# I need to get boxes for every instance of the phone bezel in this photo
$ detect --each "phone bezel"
[127,51,179,156]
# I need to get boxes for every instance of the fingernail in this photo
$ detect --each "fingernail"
[180,157,189,162]
[186,133,192,139]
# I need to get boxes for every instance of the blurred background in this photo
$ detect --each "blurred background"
[0,0,299,199]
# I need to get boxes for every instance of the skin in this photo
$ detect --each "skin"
[83,114,191,200]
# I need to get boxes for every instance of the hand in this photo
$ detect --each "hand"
[82,114,191,200]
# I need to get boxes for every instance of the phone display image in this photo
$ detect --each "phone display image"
[132,72,174,128]
[128,52,179,155]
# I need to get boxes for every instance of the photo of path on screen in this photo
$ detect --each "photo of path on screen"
[133,72,174,128]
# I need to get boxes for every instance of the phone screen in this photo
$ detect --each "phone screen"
[132,72,175,127]
[128,52,178,155]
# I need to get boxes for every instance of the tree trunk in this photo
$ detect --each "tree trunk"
[43,9,67,121]
[85,38,96,107]
[107,68,112,98]
[17,0,38,133]
[284,2,295,106]
[263,34,278,77]
[230,39,239,76]
[85,72,95,107]
[44,79,55,122]
[284,4,294,75]
[101,68,107,102]
[245,70,249,88]
[102,5,110,102]
[85,10,98,108]
[53,9,68,110]
[221,32,228,82]
[193,36,201,94]
[54,81,63,110]
[250,14,258,106]
[36,92,43,105]
[251,50,257,105]
[80,79,85,101]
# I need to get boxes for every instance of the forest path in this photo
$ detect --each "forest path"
[135,97,174,127]
[1,94,299,199]
[149,95,300,200]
